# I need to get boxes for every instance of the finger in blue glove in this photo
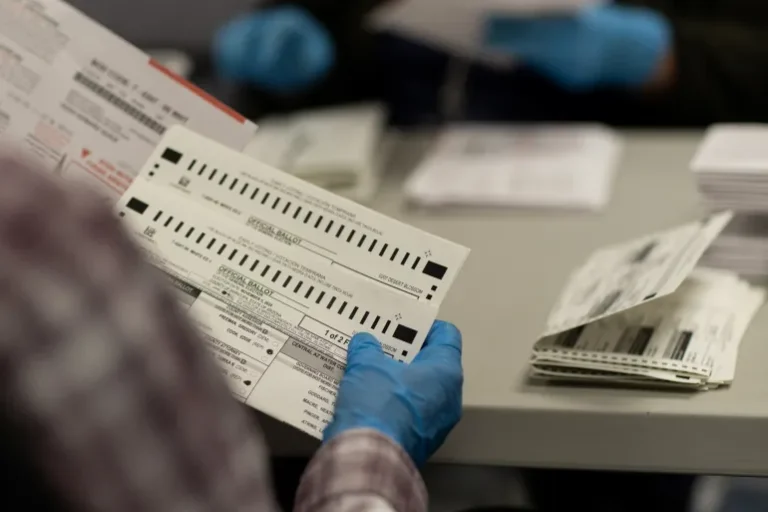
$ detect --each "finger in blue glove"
[483,5,671,91]
[324,321,463,467]
[213,5,335,94]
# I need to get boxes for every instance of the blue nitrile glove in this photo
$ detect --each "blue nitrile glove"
[483,5,671,91]
[324,321,463,467]
[213,5,335,94]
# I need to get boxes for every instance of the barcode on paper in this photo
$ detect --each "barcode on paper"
[615,326,654,355]
[554,325,585,349]
[74,72,167,135]
[665,330,693,361]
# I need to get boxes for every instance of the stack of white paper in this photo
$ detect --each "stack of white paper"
[691,125,768,212]
[244,104,387,204]
[691,125,768,276]
[700,215,768,276]
[530,212,766,390]
[117,126,470,438]
[405,124,622,210]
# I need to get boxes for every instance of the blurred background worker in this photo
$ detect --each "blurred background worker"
[213,1,768,126]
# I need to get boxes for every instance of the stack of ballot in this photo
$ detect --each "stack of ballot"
[699,215,768,276]
[691,125,768,212]
[116,126,470,439]
[244,104,388,203]
[404,124,622,210]
[530,212,766,390]
[691,125,768,276]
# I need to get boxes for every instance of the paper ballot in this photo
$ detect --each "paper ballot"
[118,128,469,437]
[244,104,387,203]
[0,0,256,199]
[405,124,622,210]
[140,126,469,306]
[369,0,601,64]
[530,212,765,390]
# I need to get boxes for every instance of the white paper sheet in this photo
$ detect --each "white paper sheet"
[544,212,733,336]
[117,177,468,438]
[140,126,470,306]
[691,124,768,175]
[243,104,386,203]
[700,215,768,276]
[404,124,622,210]
[690,124,768,214]
[0,0,256,199]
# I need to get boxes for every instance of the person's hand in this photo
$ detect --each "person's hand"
[482,5,672,91]
[213,5,335,93]
[324,321,463,467]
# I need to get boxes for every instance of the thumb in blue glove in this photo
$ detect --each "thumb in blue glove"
[483,5,671,91]
[213,5,335,94]
[324,321,463,467]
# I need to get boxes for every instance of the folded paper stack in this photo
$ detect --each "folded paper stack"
[530,212,765,390]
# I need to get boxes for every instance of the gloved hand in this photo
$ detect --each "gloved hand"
[482,5,672,91]
[213,5,335,94]
[324,321,463,467]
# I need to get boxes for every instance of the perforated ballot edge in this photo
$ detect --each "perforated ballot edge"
[139,126,470,306]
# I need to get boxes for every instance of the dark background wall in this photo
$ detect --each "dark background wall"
[67,0,253,50]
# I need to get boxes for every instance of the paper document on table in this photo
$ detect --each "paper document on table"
[528,214,766,391]
[0,0,256,199]
[369,0,601,63]
[140,125,470,306]
[117,176,468,438]
[404,124,622,210]
[701,215,768,277]
[690,124,768,213]
[691,124,768,174]
[531,268,765,389]
[544,212,733,336]
[243,104,386,203]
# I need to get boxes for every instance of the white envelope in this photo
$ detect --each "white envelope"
[404,124,622,210]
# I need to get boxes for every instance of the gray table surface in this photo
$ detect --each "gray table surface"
[259,130,768,476]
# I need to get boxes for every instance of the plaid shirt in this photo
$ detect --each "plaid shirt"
[0,152,427,512]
